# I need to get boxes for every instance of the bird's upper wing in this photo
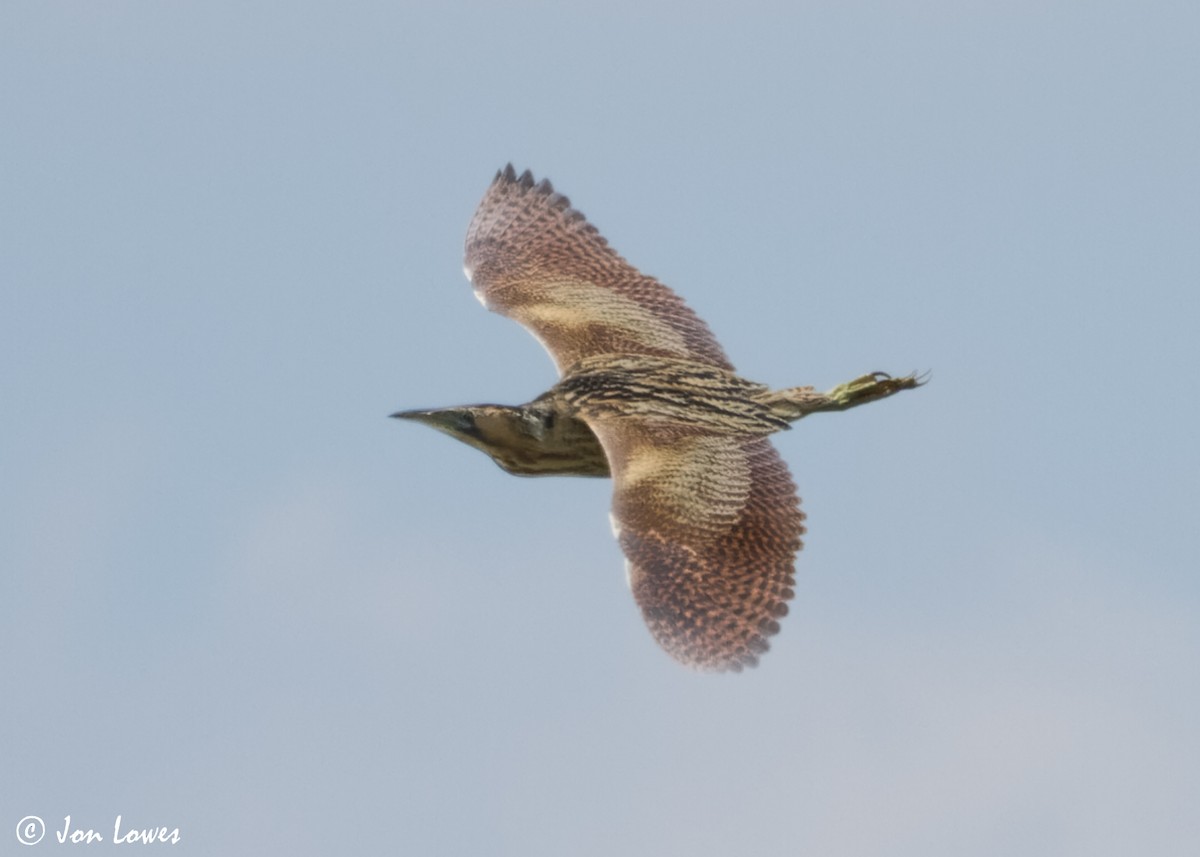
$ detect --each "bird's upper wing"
[463,165,734,375]
[605,428,803,671]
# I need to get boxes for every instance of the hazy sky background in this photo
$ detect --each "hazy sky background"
[3,2,1197,854]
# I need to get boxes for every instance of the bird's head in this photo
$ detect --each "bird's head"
[391,400,610,478]
[391,402,582,477]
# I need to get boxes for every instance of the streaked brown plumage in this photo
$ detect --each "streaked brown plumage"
[393,370,918,478]
[395,165,922,671]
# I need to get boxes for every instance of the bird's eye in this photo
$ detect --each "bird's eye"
[457,413,478,434]
[519,410,548,441]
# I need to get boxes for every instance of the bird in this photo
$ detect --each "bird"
[394,165,922,671]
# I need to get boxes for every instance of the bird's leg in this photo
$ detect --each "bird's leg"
[763,371,925,422]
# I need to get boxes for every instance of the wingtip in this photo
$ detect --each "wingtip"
[494,164,557,198]
[484,164,588,226]
[466,164,614,282]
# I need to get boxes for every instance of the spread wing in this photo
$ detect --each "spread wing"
[463,165,734,374]
[597,423,805,672]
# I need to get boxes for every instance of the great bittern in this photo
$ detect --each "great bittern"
[394,165,923,672]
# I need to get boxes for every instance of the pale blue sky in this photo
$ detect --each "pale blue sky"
[3,2,1198,855]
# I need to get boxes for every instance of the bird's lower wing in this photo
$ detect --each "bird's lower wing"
[600,428,805,672]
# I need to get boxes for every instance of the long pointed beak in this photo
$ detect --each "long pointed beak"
[390,408,431,422]
[389,407,477,438]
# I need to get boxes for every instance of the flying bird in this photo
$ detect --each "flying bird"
[394,165,922,671]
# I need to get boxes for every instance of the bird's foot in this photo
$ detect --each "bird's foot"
[765,371,926,421]
[824,371,926,410]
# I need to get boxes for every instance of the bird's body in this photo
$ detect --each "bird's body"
[394,166,922,671]
[395,369,917,478]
